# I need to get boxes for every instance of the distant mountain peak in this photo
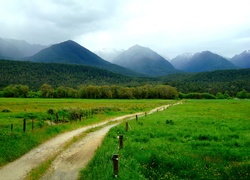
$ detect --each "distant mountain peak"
[230,50,250,68]
[245,50,250,54]
[112,45,178,76]
[172,51,237,72]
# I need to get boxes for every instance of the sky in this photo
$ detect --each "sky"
[0,0,250,59]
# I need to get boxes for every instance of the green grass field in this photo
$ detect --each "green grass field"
[81,99,250,179]
[0,98,172,166]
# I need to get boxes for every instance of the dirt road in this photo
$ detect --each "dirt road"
[0,102,181,180]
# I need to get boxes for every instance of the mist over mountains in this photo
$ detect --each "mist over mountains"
[0,38,47,59]
[0,38,249,77]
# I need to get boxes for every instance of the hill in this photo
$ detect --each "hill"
[26,40,142,77]
[230,50,250,68]
[171,51,238,72]
[0,60,148,90]
[112,45,179,76]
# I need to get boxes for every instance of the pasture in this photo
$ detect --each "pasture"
[0,98,172,166]
[81,99,250,179]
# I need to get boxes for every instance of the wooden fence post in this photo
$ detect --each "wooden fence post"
[126,122,128,132]
[32,119,34,131]
[55,113,58,123]
[145,112,147,117]
[119,135,123,149]
[23,118,26,132]
[136,115,138,122]
[112,154,119,178]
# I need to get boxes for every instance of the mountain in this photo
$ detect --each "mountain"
[0,38,46,58]
[171,53,193,70]
[230,50,250,68]
[26,40,142,77]
[4,38,47,57]
[112,45,179,76]
[95,48,124,62]
[0,38,24,58]
[172,51,238,72]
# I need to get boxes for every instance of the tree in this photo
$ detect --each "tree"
[40,84,54,98]
[2,84,29,97]
[236,90,248,99]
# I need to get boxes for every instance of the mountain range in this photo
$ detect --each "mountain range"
[24,40,142,77]
[0,37,249,77]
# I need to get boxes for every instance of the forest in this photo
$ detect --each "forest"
[1,59,250,99]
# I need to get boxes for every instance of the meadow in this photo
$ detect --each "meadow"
[81,99,250,179]
[0,98,172,166]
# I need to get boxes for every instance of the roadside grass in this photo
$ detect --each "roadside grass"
[0,98,172,166]
[81,99,250,179]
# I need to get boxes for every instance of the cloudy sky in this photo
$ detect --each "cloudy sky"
[0,0,250,58]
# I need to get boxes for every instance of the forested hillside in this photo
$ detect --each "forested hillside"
[162,68,250,96]
[1,60,249,98]
[0,60,152,90]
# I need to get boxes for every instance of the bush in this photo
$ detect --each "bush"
[2,109,11,112]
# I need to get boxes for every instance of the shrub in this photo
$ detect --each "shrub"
[2,109,11,112]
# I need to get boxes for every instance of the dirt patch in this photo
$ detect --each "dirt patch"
[41,124,118,180]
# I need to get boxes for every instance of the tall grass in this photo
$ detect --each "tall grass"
[81,99,250,179]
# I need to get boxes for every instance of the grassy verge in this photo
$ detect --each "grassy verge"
[81,99,250,179]
[0,98,173,166]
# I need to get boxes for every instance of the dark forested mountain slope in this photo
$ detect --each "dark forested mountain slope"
[230,50,250,68]
[171,51,238,72]
[162,68,250,95]
[113,45,179,76]
[27,40,142,77]
[0,59,144,90]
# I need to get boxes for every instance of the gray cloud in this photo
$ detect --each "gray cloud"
[0,0,249,58]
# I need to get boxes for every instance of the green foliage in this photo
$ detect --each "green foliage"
[1,84,179,99]
[236,90,250,99]
[0,59,148,90]
[1,109,11,112]
[163,69,250,96]
[81,100,250,179]
[2,84,29,97]
[179,92,216,99]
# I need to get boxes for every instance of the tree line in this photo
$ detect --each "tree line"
[0,84,179,99]
[1,84,249,99]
